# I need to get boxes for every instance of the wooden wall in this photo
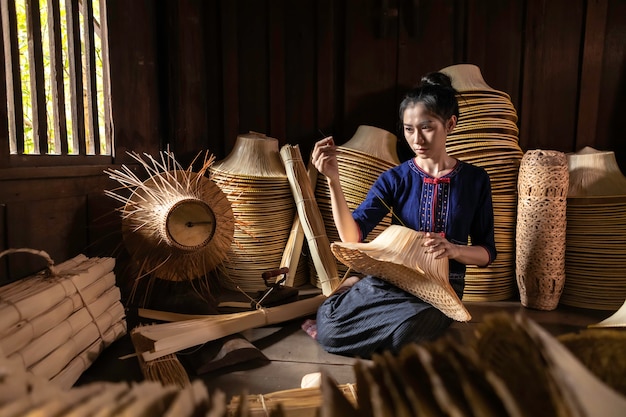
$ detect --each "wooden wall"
[1,0,625,284]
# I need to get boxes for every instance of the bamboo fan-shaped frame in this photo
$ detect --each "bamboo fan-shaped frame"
[331,225,470,322]
[106,151,234,282]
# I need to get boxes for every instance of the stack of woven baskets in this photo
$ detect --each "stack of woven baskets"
[440,64,524,301]
[210,132,306,292]
[561,147,626,310]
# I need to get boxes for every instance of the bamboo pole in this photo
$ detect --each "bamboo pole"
[279,144,339,295]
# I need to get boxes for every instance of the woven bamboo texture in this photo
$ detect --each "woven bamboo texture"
[515,150,569,310]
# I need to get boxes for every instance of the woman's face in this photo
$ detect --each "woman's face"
[402,102,455,160]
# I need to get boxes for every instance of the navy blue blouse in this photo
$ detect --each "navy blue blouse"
[352,158,497,275]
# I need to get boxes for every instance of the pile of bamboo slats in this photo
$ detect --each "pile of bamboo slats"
[0,352,278,417]
[0,254,126,389]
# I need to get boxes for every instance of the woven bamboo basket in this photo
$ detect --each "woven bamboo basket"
[515,150,569,310]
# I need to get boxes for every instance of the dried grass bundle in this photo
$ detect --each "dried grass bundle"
[280,144,339,295]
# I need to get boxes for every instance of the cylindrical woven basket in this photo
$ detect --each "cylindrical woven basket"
[516,150,569,310]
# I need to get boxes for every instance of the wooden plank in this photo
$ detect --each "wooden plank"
[594,0,626,173]
[576,0,608,150]
[284,0,317,149]
[81,0,100,154]
[105,0,160,164]
[268,0,286,142]
[520,0,585,153]
[343,0,398,143]
[0,0,10,166]
[1,0,25,155]
[46,0,69,154]
[26,0,48,154]
[316,0,338,137]
[64,0,86,155]
[0,203,7,285]
[5,196,88,280]
[165,0,211,162]
[465,0,525,109]
[98,0,112,156]
[220,0,240,155]
[237,0,269,135]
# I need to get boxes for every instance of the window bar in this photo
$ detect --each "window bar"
[25,0,48,154]
[98,0,112,156]
[46,0,68,154]
[81,0,99,154]
[1,0,25,154]
[64,0,85,155]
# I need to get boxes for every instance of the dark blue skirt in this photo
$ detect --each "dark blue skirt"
[315,274,464,358]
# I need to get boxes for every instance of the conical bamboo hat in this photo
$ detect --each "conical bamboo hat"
[330,225,470,321]
[341,125,400,165]
[567,147,626,197]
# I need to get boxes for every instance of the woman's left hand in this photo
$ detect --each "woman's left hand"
[423,232,460,260]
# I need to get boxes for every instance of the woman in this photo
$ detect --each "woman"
[311,72,497,358]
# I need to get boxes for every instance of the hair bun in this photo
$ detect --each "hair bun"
[419,72,453,88]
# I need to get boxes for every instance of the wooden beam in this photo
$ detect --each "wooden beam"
[575,0,608,150]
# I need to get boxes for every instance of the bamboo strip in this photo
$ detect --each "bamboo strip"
[28,302,125,380]
[280,214,305,287]
[9,308,93,368]
[0,272,116,355]
[135,294,326,361]
[228,383,358,417]
[280,144,339,295]
[62,382,128,417]
[50,320,128,390]
[7,285,122,368]
[163,379,210,417]
[20,382,105,417]
[0,257,115,333]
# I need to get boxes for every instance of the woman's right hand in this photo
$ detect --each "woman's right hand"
[311,137,340,182]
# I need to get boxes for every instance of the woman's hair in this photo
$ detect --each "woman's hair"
[398,72,460,123]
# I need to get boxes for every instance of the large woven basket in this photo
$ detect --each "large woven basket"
[516,150,569,310]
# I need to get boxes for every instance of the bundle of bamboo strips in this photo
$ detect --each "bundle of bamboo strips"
[0,352,265,417]
[0,253,126,389]
[228,383,358,417]
[133,294,326,361]
[280,144,339,295]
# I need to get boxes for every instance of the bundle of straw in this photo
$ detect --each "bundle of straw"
[0,252,126,389]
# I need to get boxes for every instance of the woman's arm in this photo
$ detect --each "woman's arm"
[311,137,361,242]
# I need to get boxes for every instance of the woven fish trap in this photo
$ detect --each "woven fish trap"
[516,150,569,310]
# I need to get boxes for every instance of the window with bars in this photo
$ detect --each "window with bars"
[1,0,111,163]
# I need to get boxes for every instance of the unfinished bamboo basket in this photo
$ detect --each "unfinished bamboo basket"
[211,132,298,292]
[106,151,235,284]
[516,150,569,310]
